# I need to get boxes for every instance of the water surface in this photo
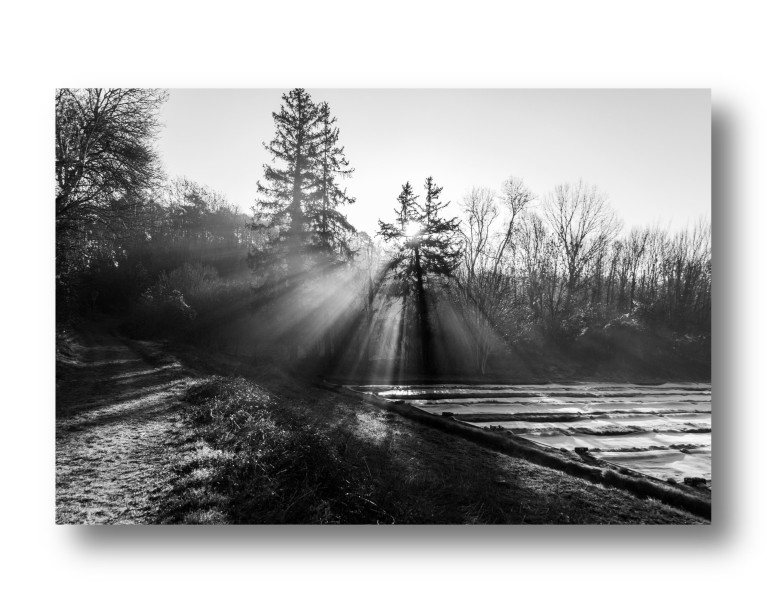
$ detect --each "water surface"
[351,382,711,483]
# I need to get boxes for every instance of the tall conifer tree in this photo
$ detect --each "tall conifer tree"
[378,178,461,373]
[378,178,461,288]
[308,101,356,260]
[417,177,462,277]
[255,88,322,260]
[252,90,357,361]
[254,90,356,270]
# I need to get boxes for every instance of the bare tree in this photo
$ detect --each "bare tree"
[56,88,167,235]
[56,88,168,314]
[626,227,650,312]
[595,220,710,332]
[460,187,498,281]
[542,180,621,302]
[518,212,566,330]
[456,177,534,372]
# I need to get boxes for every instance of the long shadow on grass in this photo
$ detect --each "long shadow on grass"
[57,353,188,420]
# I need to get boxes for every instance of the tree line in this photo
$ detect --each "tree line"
[56,88,711,379]
[452,180,710,373]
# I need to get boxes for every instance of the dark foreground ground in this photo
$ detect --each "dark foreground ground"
[56,319,707,524]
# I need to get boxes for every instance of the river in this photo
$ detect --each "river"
[349,382,711,484]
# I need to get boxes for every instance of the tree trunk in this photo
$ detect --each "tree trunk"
[413,245,432,376]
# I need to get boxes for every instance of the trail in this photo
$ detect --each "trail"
[56,322,201,524]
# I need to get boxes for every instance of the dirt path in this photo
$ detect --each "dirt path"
[56,322,201,524]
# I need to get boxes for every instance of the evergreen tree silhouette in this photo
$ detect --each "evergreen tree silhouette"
[378,177,461,374]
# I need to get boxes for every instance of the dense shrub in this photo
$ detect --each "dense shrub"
[125,262,257,341]
[128,272,196,337]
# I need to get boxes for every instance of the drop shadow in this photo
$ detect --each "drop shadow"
[709,103,736,540]
[58,100,732,554]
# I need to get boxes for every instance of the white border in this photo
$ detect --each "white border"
[3,1,765,612]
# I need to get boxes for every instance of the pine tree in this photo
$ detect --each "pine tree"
[377,181,419,280]
[377,178,461,374]
[252,90,357,362]
[255,88,322,263]
[308,101,356,260]
[253,90,357,273]
[378,178,461,288]
[417,177,462,277]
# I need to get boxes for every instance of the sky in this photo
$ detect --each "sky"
[156,89,710,235]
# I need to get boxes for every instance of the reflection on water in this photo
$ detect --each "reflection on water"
[351,382,711,483]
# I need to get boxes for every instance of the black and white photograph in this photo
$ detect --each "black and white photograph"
[55,88,711,525]
[6,1,767,611]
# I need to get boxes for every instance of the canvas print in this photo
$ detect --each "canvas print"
[55,89,711,524]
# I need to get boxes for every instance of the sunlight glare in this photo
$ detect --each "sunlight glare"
[404,221,421,238]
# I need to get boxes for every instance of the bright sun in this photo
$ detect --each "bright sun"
[404,221,421,238]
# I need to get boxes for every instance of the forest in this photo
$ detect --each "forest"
[56,88,711,383]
